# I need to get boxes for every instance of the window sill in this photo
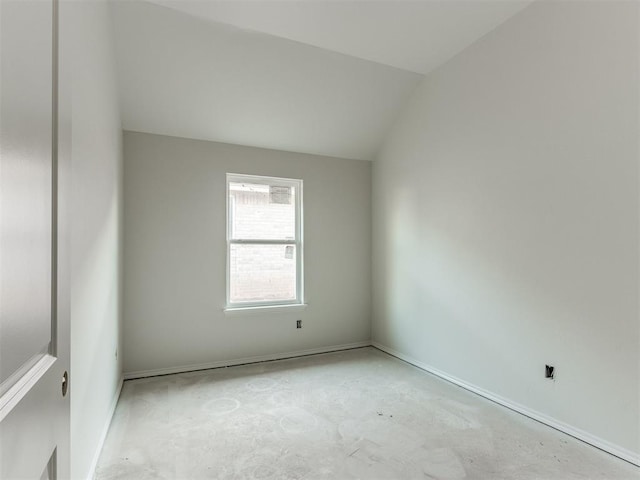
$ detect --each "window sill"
[224,304,307,316]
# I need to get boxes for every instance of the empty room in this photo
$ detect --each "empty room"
[1,0,639,479]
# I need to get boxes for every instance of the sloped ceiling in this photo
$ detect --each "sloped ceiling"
[147,0,533,75]
[112,1,532,160]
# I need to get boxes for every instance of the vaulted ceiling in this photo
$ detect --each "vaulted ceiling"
[112,1,532,160]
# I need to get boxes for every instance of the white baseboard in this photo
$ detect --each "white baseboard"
[87,376,124,480]
[123,341,371,380]
[371,341,640,467]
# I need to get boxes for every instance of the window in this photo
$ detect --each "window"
[226,174,303,309]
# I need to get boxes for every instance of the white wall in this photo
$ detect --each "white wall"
[123,131,371,375]
[62,1,123,478]
[373,0,639,462]
[111,0,421,161]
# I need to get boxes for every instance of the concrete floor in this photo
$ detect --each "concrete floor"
[96,347,639,479]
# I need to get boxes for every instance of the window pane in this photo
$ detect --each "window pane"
[230,243,296,303]
[229,181,296,240]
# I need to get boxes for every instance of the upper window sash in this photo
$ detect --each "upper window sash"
[227,174,301,243]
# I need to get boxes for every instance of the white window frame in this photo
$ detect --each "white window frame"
[226,173,304,310]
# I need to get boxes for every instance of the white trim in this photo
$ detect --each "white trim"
[224,303,307,316]
[0,354,55,422]
[231,239,297,245]
[124,341,370,380]
[226,173,304,309]
[371,341,640,467]
[86,376,124,480]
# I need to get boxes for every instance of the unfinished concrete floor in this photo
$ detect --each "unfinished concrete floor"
[95,347,639,479]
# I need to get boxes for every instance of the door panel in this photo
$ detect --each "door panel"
[0,0,69,478]
[0,0,53,391]
[1,357,59,479]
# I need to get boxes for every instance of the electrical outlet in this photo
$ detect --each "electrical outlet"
[545,365,554,379]
[296,320,302,329]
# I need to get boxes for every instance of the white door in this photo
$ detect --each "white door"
[0,0,70,478]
